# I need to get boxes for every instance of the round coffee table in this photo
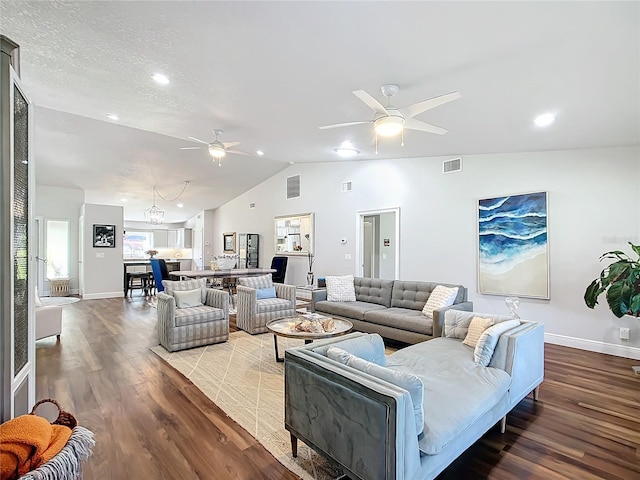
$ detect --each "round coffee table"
[266,315,353,362]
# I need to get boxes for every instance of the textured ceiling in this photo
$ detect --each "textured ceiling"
[1,1,638,222]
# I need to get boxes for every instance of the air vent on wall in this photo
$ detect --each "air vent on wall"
[249,202,255,209]
[342,181,353,192]
[442,157,462,174]
[287,175,301,199]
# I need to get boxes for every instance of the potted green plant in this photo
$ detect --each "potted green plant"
[584,242,640,318]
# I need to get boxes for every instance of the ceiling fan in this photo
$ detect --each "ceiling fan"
[319,84,461,152]
[180,129,250,166]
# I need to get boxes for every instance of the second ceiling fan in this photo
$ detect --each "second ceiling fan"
[320,84,461,152]
[180,129,250,166]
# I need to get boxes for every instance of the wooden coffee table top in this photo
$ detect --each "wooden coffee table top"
[266,314,353,340]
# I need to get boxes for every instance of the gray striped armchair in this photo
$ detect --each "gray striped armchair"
[157,278,229,352]
[236,274,296,334]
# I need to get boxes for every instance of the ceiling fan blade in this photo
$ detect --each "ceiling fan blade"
[404,118,449,135]
[226,149,252,156]
[223,141,240,148]
[401,91,461,118]
[180,146,204,150]
[353,90,389,115]
[187,136,210,145]
[319,121,371,130]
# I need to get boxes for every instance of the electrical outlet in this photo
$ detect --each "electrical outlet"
[619,327,630,341]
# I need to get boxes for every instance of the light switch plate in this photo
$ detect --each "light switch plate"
[96,252,104,258]
[345,254,352,260]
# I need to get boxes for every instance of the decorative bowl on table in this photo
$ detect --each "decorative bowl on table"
[213,256,238,269]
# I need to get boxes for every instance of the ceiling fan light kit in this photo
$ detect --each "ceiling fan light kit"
[374,115,404,137]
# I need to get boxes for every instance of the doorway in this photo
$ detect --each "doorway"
[356,208,400,279]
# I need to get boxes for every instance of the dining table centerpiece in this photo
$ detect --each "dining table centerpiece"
[145,249,158,259]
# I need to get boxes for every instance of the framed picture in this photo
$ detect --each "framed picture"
[223,232,236,253]
[93,224,116,248]
[477,191,549,299]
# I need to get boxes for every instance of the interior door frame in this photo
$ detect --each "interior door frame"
[355,207,400,279]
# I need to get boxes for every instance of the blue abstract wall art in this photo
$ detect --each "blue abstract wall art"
[478,191,549,298]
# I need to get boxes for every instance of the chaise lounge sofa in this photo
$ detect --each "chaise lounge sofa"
[284,309,544,480]
[311,277,473,343]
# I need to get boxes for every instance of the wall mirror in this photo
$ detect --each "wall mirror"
[275,213,314,255]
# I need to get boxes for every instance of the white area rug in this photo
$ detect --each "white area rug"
[150,331,342,480]
[39,297,80,306]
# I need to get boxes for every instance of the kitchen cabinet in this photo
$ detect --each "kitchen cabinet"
[153,229,169,248]
[153,228,192,249]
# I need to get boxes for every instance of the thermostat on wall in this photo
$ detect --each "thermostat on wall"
[340,238,347,244]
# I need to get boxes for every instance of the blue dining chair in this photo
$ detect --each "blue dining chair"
[150,258,169,293]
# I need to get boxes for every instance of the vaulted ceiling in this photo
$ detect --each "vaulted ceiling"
[2,1,638,222]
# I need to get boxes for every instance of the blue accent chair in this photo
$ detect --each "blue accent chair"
[150,258,169,293]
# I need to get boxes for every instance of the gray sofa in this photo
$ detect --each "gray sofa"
[311,277,473,343]
[285,310,545,480]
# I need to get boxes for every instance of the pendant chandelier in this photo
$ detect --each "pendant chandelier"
[144,181,189,225]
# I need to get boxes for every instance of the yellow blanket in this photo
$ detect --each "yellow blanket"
[0,414,72,480]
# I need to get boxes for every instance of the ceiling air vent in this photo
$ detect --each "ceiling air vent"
[342,181,353,193]
[286,175,301,199]
[442,157,462,174]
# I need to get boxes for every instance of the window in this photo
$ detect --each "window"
[123,231,153,259]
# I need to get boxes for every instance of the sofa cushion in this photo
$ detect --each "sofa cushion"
[256,297,293,314]
[422,285,459,319]
[174,288,203,309]
[354,277,393,307]
[163,278,207,304]
[462,316,494,348]
[238,274,273,289]
[313,333,387,365]
[386,337,511,455]
[327,347,424,436]
[174,305,225,327]
[326,275,356,302]
[444,310,512,339]
[314,300,387,321]
[390,280,432,310]
[475,320,521,366]
[364,308,434,336]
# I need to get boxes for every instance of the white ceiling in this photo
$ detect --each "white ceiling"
[2,1,638,222]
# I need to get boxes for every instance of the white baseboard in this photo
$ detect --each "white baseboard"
[82,291,124,300]
[545,333,640,360]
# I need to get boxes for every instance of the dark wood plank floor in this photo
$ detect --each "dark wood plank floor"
[35,296,640,479]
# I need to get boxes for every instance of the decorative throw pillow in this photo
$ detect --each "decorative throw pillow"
[422,285,459,318]
[326,275,356,302]
[173,288,203,309]
[474,319,521,366]
[326,347,424,436]
[256,286,277,300]
[462,316,494,348]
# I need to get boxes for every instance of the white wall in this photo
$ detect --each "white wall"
[80,203,124,299]
[212,146,640,359]
[35,185,84,294]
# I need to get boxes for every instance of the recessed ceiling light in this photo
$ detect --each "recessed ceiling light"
[256,150,264,156]
[106,113,119,121]
[334,141,360,158]
[176,203,184,208]
[151,73,170,85]
[121,198,127,202]
[289,161,295,165]
[534,113,556,127]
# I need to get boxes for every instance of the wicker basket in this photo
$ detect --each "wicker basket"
[48,278,70,297]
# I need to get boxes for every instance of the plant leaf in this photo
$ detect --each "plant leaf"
[584,279,603,309]
[630,242,640,258]
[630,293,640,316]
[606,281,632,317]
